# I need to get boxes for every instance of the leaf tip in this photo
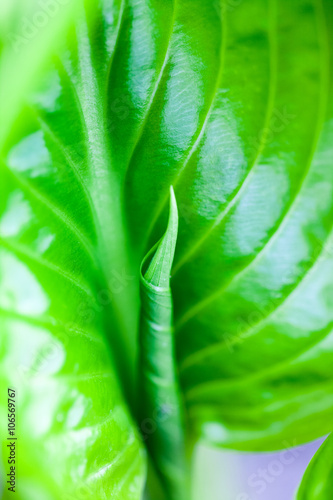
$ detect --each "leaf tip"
[143,186,179,288]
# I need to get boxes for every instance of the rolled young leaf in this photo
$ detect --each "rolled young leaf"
[296,434,333,500]
[139,187,189,500]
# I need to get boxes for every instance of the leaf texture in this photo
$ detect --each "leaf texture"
[0,1,146,498]
[123,0,333,450]
[1,5,333,500]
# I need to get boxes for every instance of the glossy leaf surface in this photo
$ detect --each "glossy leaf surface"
[1,1,333,499]
[0,1,146,499]
[122,0,333,450]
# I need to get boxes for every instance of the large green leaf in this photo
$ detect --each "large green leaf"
[116,0,333,450]
[297,434,333,500]
[168,0,333,450]
[0,1,146,499]
[1,0,333,498]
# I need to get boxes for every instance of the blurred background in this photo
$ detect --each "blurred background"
[193,439,323,500]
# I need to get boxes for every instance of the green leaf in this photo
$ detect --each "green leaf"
[297,434,333,500]
[1,0,333,498]
[139,187,189,500]
[0,1,146,499]
[123,0,333,450]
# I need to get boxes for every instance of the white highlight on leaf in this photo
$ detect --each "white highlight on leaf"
[7,131,55,178]
[0,190,33,237]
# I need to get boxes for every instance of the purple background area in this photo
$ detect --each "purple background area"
[194,438,324,500]
[235,439,324,500]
